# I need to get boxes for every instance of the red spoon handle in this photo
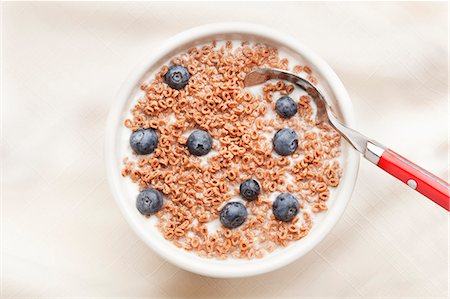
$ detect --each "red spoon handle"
[377,149,450,211]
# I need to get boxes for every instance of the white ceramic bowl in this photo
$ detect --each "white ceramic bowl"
[105,22,360,278]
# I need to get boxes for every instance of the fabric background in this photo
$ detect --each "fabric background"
[2,2,448,298]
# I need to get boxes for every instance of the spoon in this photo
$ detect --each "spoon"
[244,68,450,211]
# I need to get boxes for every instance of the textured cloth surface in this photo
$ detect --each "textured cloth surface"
[2,2,448,298]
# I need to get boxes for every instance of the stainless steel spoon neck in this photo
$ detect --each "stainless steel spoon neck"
[364,141,386,165]
[327,110,386,164]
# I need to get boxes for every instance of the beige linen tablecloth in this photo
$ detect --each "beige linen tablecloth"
[2,2,448,298]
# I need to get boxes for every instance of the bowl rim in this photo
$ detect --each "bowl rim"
[105,22,360,278]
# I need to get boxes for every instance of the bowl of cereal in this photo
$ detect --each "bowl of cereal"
[105,22,360,277]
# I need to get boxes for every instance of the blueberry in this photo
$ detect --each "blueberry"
[130,128,158,155]
[164,65,190,90]
[220,202,248,229]
[272,193,300,222]
[273,128,298,156]
[275,96,297,118]
[240,179,261,201]
[136,188,163,215]
[187,129,213,156]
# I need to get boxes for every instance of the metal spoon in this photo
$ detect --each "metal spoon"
[244,68,450,211]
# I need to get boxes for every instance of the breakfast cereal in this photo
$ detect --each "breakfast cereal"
[122,41,342,259]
